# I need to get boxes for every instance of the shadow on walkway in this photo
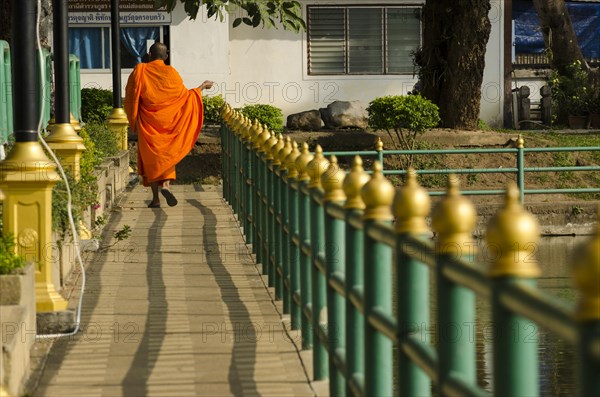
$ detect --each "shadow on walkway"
[188,191,260,396]
[121,209,167,395]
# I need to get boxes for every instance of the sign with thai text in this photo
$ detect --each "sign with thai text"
[69,11,172,24]
[68,1,165,12]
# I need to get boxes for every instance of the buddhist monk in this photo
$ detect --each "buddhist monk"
[124,42,213,207]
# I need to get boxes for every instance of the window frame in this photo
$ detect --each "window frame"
[69,25,167,73]
[306,4,423,76]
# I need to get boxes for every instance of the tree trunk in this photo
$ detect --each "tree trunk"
[418,0,492,130]
[532,0,599,89]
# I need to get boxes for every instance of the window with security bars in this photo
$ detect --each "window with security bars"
[308,6,422,75]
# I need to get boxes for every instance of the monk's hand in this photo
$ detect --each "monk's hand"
[200,80,214,90]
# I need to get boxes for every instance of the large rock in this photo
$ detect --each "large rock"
[287,110,323,131]
[319,100,368,129]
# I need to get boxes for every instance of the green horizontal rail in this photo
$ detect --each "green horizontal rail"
[221,115,599,397]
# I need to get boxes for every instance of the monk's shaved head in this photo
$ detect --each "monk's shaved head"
[149,42,168,61]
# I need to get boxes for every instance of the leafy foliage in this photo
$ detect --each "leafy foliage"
[367,95,440,169]
[203,95,226,123]
[84,123,119,159]
[0,232,27,275]
[158,0,306,32]
[81,88,113,124]
[549,60,593,119]
[239,104,284,133]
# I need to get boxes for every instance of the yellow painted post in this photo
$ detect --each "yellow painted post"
[0,142,68,312]
[107,107,129,151]
[45,122,86,182]
[572,207,600,396]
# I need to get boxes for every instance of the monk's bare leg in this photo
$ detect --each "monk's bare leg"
[149,182,161,207]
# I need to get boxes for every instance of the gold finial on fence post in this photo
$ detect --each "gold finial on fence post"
[572,209,600,320]
[295,143,314,182]
[221,103,232,121]
[486,183,540,278]
[361,161,394,221]
[517,134,525,149]
[432,175,477,254]
[376,137,384,151]
[278,137,293,169]
[322,156,346,203]
[271,136,286,165]
[285,141,301,179]
[394,168,431,234]
[343,156,370,210]
[263,130,278,159]
[252,121,265,149]
[307,145,329,190]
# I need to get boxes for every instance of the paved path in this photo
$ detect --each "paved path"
[34,185,316,397]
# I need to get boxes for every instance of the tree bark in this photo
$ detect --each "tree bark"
[532,0,599,89]
[419,0,492,130]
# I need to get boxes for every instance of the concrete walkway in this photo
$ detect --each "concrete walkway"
[33,185,316,397]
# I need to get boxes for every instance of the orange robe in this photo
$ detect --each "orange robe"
[124,60,203,186]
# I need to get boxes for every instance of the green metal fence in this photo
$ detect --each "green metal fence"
[322,137,600,204]
[0,40,13,146]
[0,42,81,136]
[220,105,599,397]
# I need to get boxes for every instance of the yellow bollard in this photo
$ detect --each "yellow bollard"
[106,107,129,151]
[44,122,86,182]
[0,142,68,312]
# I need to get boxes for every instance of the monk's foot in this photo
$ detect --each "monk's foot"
[148,201,161,208]
[161,189,178,207]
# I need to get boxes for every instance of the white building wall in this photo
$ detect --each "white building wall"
[78,6,230,96]
[226,0,422,121]
[480,0,505,127]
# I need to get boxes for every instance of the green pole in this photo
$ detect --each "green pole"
[517,135,525,204]
[395,171,432,397]
[220,122,228,203]
[432,176,478,392]
[267,159,275,284]
[262,152,270,276]
[299,180,313,349]
[288,177,301,329]
[245,139,254,245]
[308,146,329,381]
[362,161,394,397]
[341,152,370,397]
[254,150,262,262]
[296,143,314,349]
[284,141,302,326]
[274,164,283,299]
[281,170,290,314]
[487,184,541,397]
[322,156,347,397]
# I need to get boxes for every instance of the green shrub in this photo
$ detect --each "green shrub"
[84,123,119,159]
[367,94,440,169]
[239,104,284,133]
[0,233,27,275]
[203,95,226,123]
[81,88,113,124]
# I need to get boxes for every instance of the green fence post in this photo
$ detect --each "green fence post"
[244,121,255,245]
[307,145,329,380]
[487,183,540,397]
[376,137,384,169]
[271,137,286,299]
[517,135,525,204]
[432,175,477,393]
[278,138,293,312]
[343,156,370,396]
[572,217,600,396]
[296,143,314,349]
[232,119,240,216]
[362,161,395,397]
[257,127,270,273]
[395,169,432,396]
[264,132,278,284]
[285,141,302,323]
[322,155,347,396]
[253,123,267,263]
[238,120,247,230]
